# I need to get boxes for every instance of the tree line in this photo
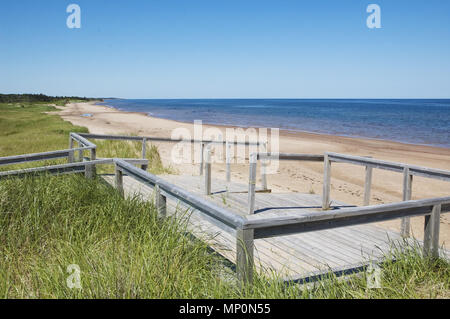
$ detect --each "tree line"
[0,93,100,104]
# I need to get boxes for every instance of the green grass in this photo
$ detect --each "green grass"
[0,174,449,298]
[0,101,449,298]
[0,102,173,175]
[0,102,88,172]
[0,102,87,157]
[95,139,174,175]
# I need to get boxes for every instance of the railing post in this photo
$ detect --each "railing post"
[423,204,441,258]
[154,185,167,217]
[364,166,373,206]
[85,148,97,179]
[401,167,413,237]
[115,166,124,197]
[141,138,148,170]
[226,141,231,183]
[248,153,257,215]
[77,143,83,162]
[261,142,268,191]
[69,135,74,149]
[68,136,74,163]
[236,228,254,286]
[322,153,331,210]
[204,146,212,195]
[68,150,75,164]
[199,142,205,176]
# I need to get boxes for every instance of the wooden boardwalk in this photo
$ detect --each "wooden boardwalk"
[102,173,423,281]
[2,132,449,284]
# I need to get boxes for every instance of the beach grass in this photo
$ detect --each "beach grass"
[0,102,173,175]
[0,102,88,171]
[0,174,449,298]
[95,139,174,175]
[0,101,449,298]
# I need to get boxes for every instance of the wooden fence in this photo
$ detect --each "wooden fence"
[323,152,450,237]
[0,133,449,285]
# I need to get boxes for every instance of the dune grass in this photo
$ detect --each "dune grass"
[0,102,87,157]
[0,102,88,172]
[95,139,174,175]
[0,174,449,298]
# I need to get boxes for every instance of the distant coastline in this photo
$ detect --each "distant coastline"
[97,99,450,149]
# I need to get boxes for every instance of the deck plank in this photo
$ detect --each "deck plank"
[102,173,441,281]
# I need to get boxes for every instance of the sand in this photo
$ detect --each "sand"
[54,101,450,247]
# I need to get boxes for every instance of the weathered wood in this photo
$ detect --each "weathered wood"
[95,158,148,166]
[85,148,97,179]
[70,133,96,148]
[424,204,441,258]
[78,133,260,146]
[154,185,167,217]
[0,148,90,167]
[248,153,257,215]
[327,152,450,182]
[364,166,373,206]
[204,147,212,195]
[141,138,148,170]
[226,141,231,182]
[115,167,124,197]
[68,136,74,163]
[77,142,83,162]
[68,149,75,164]
[0,159,122,180]
[114,159,246,229]
[258,153,324,162]
[260,142,268,190]
[401,167,413,237]
[322,154,331,210]
[246,197,450,239]
[199,143,205,176]
[102,174,450,283]
[236,228,254,285]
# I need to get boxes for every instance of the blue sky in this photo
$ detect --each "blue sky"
[1,0,449,98]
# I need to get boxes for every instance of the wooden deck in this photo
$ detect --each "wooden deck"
[102,173,427,282]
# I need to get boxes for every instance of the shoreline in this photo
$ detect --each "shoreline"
[54,101,450,247]
[95,101,450,155]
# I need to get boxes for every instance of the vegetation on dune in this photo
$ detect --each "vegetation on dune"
[95,139,174,175]
[0,93,99,105]
[0,99,448,298]
[0,101,173,175]
[0,175,449,298]
[0,102,88,171]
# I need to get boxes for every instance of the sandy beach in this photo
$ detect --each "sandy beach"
[55,101,450,247]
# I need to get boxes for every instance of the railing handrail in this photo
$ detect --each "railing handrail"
[256,153,324,162]
[243,196,450,239]
[70,132,97,148]
[326,152,450,182]
[0,147,94,167]
[114,159,246,230]
[0,158,149,179]
[78,133,260,146]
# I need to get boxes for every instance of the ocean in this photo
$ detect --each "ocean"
[97,99,450,148]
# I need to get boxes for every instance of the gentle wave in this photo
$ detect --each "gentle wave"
[97,99,450,148]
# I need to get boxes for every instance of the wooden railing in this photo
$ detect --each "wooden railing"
[0,147,91,167]
[78,133,260,179]
[243,153,325,214]
[1,133,449,286]
[323,152,450,237]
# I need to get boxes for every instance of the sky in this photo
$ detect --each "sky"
[0,0,449,99]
